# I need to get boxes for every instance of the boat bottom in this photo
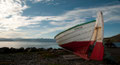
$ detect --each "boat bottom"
[60,41,104,61]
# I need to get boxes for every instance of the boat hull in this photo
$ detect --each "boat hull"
[55,20,96,45]
[60,41,104,61]
[55,11,104,61]
[55,20,96,60]
[60,41,94,60]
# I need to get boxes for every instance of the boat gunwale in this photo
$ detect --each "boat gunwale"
[54,20,96,38]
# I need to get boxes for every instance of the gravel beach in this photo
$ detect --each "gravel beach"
[0,48,119,65]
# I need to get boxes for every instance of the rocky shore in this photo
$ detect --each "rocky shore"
[0,47,119,65]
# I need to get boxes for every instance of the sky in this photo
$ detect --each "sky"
[0,0,120,39]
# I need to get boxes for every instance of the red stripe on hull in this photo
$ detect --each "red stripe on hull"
[60,41,104,61]
[90,42,104,61]
[60,41,94,60]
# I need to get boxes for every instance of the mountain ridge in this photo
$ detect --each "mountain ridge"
[0,38,56,42]
[104,34,120,42]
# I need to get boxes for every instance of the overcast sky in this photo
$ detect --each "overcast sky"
[0,0,120,38]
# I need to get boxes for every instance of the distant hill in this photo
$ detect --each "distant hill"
[104,34,120,42]
[0,34,120,42]
[0,38,56,42]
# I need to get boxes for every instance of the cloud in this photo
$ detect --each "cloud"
[48,4,120,24]
[30,0,59,5]
[0,30,27,38]
[36,4,120,38]
[35,25,72,37]
[0,0,44,38]
[0,0,120,38]
[0,0,28,18]
[0,0,28,30]
[30,0,54,3]
[0,0,50,31]
[104,16,120,23]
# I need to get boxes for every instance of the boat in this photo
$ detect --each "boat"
[54,11,104,61]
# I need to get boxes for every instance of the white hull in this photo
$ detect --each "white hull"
[55,21,96,45]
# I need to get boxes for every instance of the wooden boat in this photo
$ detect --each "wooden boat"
[55,11,104,61]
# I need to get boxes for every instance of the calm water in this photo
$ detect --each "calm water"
[114,42,120,47]
[0,41,119,48]
[0,41,61,48]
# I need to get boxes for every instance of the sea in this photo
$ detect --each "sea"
[0,41,61,49]
[0,41,120,49]
[114,42,120,47]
